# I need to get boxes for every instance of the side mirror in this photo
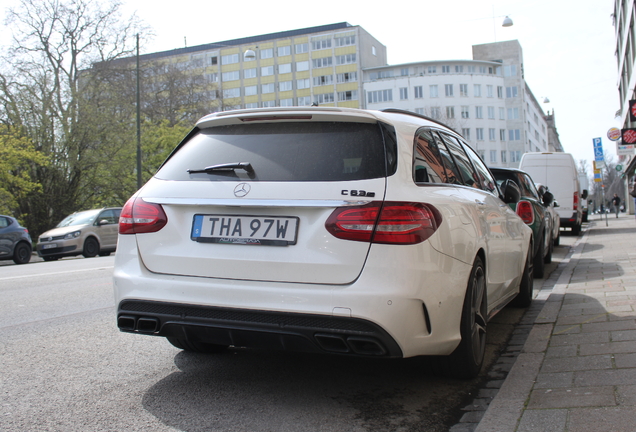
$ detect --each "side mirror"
[98,219,110,226]
[501,179,520,204]
[542,191,554,206]
[581,189,589,200]
[553,200,560,208]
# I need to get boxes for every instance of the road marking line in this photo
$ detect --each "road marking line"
[0,266,114,281]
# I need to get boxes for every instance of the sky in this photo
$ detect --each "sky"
[2,0,621,170]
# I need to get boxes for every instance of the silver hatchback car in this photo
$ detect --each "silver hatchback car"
[37,208,121,261]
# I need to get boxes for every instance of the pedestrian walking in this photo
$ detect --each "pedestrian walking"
[612,193,621,218]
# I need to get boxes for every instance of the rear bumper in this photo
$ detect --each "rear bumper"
[113,235,473,358]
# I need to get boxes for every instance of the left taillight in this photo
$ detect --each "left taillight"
[119,197,167,234]
[516,200,534,225]
[325,201,442,245]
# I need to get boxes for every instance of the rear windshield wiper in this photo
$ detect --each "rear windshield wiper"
[187,162,254,174]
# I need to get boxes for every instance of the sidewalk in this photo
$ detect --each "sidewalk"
[475,214,636,432]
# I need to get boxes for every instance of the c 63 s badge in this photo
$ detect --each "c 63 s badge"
[341,190,375,197]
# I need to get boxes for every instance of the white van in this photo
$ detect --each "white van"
[519,152,584,234]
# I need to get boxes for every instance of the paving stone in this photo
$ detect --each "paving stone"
[527,386,616,409]
[573,368,636,386]
[545,345,578,358]
[550,331,610,346]
[533,372,574,389]
[516,409,568,432]
[579,340,636,356]
[611,329,636,341]
[614,352,636,368]
[582,319,636,332]
[616,384,636,404]
[540,354,612,374]
[567,407,636,431]
[459,410,484,423]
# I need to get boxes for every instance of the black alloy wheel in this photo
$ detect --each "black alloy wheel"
[82,237,99,258]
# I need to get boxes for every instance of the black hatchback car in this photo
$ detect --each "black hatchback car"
[490,168,554,278]
[0,215,32,264]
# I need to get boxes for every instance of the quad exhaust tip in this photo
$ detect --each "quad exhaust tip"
[117,315,159,333]
[314,333,386,356]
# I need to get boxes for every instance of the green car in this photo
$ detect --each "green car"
[490,167,554,278]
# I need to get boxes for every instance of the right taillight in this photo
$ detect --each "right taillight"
[119,197,167,234]
[516,200,534,225]
[573,190,579,211]
[325,201,442,245]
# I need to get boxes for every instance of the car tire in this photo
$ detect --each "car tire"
[544,233,553,264]
[571,224,581,236]
[167,337,228,354]
[511,244,534,308]
[82,237,99,258]
[440,256,487,379]
[43,256,59,262]
[553,230,560,246]
[533,234,545,278]
[12,242,32,264]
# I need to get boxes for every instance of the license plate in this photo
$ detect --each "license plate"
[42,243,57,249]
[191,214,299,246]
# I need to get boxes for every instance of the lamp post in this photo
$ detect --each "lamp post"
[136,33,142,190]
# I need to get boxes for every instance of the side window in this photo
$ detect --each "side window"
[413,129,447,183]
[521,174,541,200]
[0,217,9,228]
[461,141,499,195]
[431,131,462,185]
[439,133,481,189]
[99,210,118,225]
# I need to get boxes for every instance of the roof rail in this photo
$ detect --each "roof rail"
[380,108,459,134]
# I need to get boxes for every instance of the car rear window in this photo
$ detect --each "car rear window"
[155,122,390,182]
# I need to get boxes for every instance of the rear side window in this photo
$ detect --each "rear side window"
[155,122,388,182]
[413,129,447,183]
[439,133,481,188]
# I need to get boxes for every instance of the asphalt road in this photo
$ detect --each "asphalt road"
[0,234,576,432]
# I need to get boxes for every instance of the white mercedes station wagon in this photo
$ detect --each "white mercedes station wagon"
[114,107,533,378]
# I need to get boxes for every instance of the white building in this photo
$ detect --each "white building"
[363,40,560,168]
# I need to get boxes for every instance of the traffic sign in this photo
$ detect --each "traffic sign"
[593,137,604,162]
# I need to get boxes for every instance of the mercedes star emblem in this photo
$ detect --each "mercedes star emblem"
[234,183,251,197]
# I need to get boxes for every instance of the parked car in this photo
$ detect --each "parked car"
[113,107,533,379]
[37,208,122,261]
[0,215,32,264]
[490,168,554,279]
[536,184,561,246]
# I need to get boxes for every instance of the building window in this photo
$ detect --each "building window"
[474,84,482,97]
[459,84,468,96]
[489,128,496,140]
[277,46,291,57]
[486,85,493,97]
[261,83,275,94]
[475,106,483,119]
[511,151,522,162]
[280,98,294,107]
[295,43,308,54]
[445,84,454,96]
[506,86,518,98]
[429,85,438,98]
[476,128,484,140]
[335,34,355,46]
[446,106,455,119]
[245,102,258,109]
[487,106,495,119]
[221,54,239,65]
[260,48,274,59]
[497,86,504,98]
[503,65,517,76]
[478,149,486,160]
[313,75,334,86]
[222,71,240,81]
[297,78,310,89]
[312,57,333,68]
[210,56,218,65]
[467,65,475,73]
[461,106,469,119]
[372,45,376,56]
[442,65,450,73]
[430,107,441,119]
[414,86,423,99]
[245,85,258,96]
[337,90,358,101]
[367,89,393,103]
[337,72,357,83]
[298,96,311,106]
[462,128,470,140]
[261,66,274,76]
[508,129,521,141]
[262,100,276,107]
[223,88,240,98]
[400,68,409,76]
[244,68,257,79]
[336,54,356,65]
[507,108,519,119]
[500,129,506,141]
[399,87,408,100]
[501,150,507,163]
[490,150,497,163]
[455,65,464,73]
[312,39,332,50]
[279,81,293,91]
[499,107,505,120]
[415,108,425,115]
[314,93,335,104]
[279,63,292,74]
[207,73,218,82]
[296,61,309,71]
[428,66,437,73]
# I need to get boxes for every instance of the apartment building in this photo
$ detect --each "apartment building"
[128,22,387,110]
[363,40,560,168]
